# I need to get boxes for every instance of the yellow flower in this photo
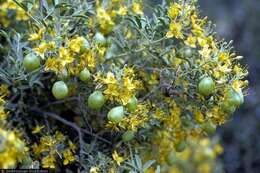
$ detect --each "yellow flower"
[194,109,204,123]
[59,47,74,66]
[191,14,204,36]
[154,108,165,119]
[103,72,117,84]
[166,22,184,39]
[233,65,248,77]
[197,163,212,173]
[42,154,56,169]
[104,84,120,98]
[0,128,27,169]
[168,3,181,19]
[209,106,225,125]
[33,41,56,59]
[172,57,183,67]
[63,150,75,165]
[213,144,223,155]
[28,28,45,41]
[95,45,107,58]
[0,106,8,120]
[218,52,229,62]
[97,7,115,34]
[32,125,45,134]
[112,150,124,165]
[125,29,133,39]
[117,6,128,16]
[33,42,48,57]
[232,80,245,93]
[184,34,197,48]
[40,135,57,148]
[68,36,85,53]
[68,140,77,153]
[148,73,159,85]
[197,37,208,48]
[119,103,149,131]
[45,57,64,74]
[132,2,143,15]
[15,8,28,21]
[218,63,232,73]
[98,67,140,105]
[199,46,211,59]
[0,84,9,97]
[108,167,117,173]
[0,86,9,120]
[123,77,136,91]
[79,51,97,71]
[90,167,100,173]
[48,41,56,49]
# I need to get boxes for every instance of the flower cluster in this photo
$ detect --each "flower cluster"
[0,0,28,27]
[0,127,27,169]
[0,85,27,169]
[32,131,76,168]
[96,67,142,105]
[143,137,223,173]
[0,85,9,120]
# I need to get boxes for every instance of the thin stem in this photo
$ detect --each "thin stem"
[41,97,79,109]
[31,108,112,145]
[12,0,43,27]
[107,37,168,61]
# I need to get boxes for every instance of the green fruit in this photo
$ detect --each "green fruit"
[181,116,193,127]
[107,106,125,123]
[79,68,91,82]
[202,121,216,136]
[184,47,193,58]
[166,151,177,166]
[126,96,138,112]
[122,130,135,142]
[88,91,105,110]
[222,101,237,114]
[174,141,186,152]
[226,88,244,107]
[52,81,69,100]
[198,77,215,96]
[94,32,106,45]
[23,53,40,72]
[80,38,90,52]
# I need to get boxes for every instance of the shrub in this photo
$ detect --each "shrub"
[0,0,248,172]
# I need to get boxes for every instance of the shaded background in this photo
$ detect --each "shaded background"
[146,0,260,172]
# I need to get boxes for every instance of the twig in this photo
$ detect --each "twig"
[33,108,84,156]
[78,96,93,133]
[106,37,168,61]
[12,0,43,27]
[31,108,112,145]
[41,97,79,109]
